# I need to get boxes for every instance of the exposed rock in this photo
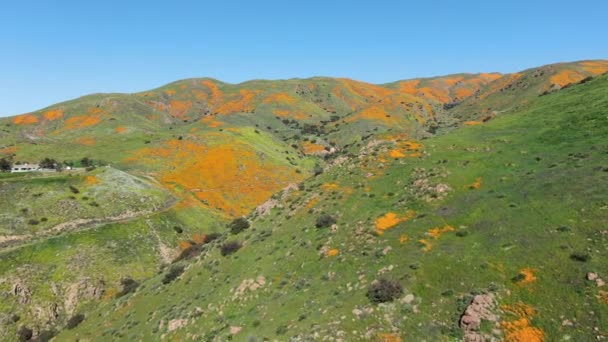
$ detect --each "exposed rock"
[230,326,242,335]
[587,272,605,287]
[168,318,188,332]
[401,294,415,305]
[459,293,499,342]
[232,276,266,300]
[11,279,32,304]
[64,278,105,315]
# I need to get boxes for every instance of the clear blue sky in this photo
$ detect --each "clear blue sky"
[1,0,606,116]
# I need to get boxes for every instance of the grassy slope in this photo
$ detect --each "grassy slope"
[57,74,608,341]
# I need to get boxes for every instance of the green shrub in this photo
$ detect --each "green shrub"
[162,265,185,284]
[229,217,250,234]
[17,326,32,342]
[116,277,139,298]
[366,278,403,303]
[315,214,336,228]
[220,241,242,256]
[65,313,85,329]
[570,252,591,262]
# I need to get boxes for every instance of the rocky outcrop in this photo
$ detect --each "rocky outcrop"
[64,278,106,315]
[459,294,500,342]
[11,279,32,304]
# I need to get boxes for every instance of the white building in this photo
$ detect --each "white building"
[11,163,40,173]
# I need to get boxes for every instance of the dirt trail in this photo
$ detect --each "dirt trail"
[0,197,178,251]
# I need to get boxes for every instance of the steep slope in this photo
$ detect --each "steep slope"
[56,73,608,341]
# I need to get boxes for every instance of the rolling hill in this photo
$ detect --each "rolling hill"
[0,60,607,341]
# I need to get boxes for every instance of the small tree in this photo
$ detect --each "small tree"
[229,217,250,234]
[39,158,57,169]
[315,214,336,228]
[65,313,85,329]
[0,158,11,172]
[115,277,139,298]
[81,157,92,167]
[313,164,324,176]
[162,265,185,284]
[366,278,403,303]
[220,241,242,256]
[17,326,33,342]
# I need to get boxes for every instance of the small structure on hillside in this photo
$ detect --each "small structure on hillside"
[11,163,40,172]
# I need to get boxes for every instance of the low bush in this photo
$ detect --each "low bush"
[116,277,139,298]
[315,214,336,228]
[570,252,591,262]
[220,241,242,256]
[162,265,185,284]
[17,326,32,342]
[229,217,250,234]
[65,313,85,329]
[366,278,403,303]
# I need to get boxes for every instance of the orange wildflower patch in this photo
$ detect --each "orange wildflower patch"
[85,175,100,186]
[302,142,326,154]
[65,115,101,129]
[389,150,406,158]
[201,116,223,128]
[464,121,483,126]
[469,177,482,190]
[13,114,39,125]
[115,126,127,133]
[102,288,118,301]
[43,109,64,121]
[169,100,192,117]
[326,249,340,257]
[339,78,394,100]
[88,107,104,115]
[345,106,394,124]
[580,61,608,75]
[454,87,474,99]
[321,183,339,190]
[418,239,433,252]
[479,73,522,99]
[192,233,207,245]
[389,140,423,159]
[516,268,537,285]
[501,303,544,342]
[192,89,209,101]
[0,146,17,155]
[165,89,176,96]
[263,92,296,105]
[427,224,455,239]
[399,234,409,244]
[129,140,302,216]
[178,240,194,251]
[398,80,421,95]
[550,70,585,88]
[376,333,403,342]
[599,290,608,304]
[76,136,96,146]
[201,80,223,105]
[375,211,416,235]
[272,109,290,117]
[215,89,258,114]
[304,197,319,210]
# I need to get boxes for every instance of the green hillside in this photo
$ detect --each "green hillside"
[63,72,608,341]
[0,60,607,341]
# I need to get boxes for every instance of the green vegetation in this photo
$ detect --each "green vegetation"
[0,60,607,341]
